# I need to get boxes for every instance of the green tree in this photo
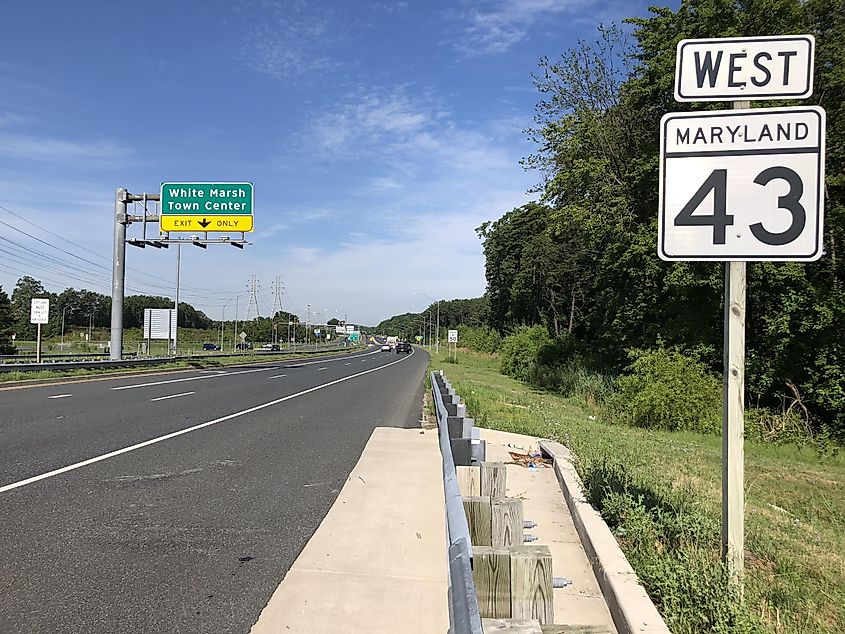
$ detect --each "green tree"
[0,286,16,354]
[10,276,51,340]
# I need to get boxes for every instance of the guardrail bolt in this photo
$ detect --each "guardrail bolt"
[523,520,537,529]
[523,534,538,542]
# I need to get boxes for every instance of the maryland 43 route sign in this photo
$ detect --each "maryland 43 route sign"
[658,106,825,261]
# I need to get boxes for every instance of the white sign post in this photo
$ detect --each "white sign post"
[447,329,458,361]
[667,35,821,586]
[30,298,50,363]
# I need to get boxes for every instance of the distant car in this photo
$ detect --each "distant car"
[381,344,391,352]
[202,343,220,351]
[259,343,280,351]
[395,341,411,354]
[235,342,252,350]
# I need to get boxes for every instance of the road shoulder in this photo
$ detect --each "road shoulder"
[250,426,449,634]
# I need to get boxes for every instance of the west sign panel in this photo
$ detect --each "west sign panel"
[160,182,254,232]
[675,35,814,101]
[658,106,825,261]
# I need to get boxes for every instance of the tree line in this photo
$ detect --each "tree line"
[477,1,844,434]
[0,276,213,349]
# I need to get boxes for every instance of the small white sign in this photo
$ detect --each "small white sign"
[659,106,825,261]
[675,35,814,102]
[239,331,247,341]
[30,298,50,324]
[345,325,355,333]
[447,329,458,343]
[335,325,345,334]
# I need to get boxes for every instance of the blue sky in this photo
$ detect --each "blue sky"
[0,0,665,326]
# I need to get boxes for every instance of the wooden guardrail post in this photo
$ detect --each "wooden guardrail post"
[480,461,507,498]
[481,619,543,633]
[457,465,481,497]
[472,546,511,618]
[510,545,554,624]
[492,498,524,547]
[463,496,493,545]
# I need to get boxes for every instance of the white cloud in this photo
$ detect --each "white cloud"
[456,0,584,55]
[0,133,128,164]
[235,0,341,79]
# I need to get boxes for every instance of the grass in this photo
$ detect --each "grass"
[427,348,845,634]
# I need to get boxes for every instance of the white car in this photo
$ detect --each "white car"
[381,344,391,352]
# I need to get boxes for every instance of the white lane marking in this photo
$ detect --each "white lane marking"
[48,394,72,399]
[0,349,415,495]
[344,362,351,365]
[112,366,277,391]
[150,391,195,402]
[317,367,327,371]
[269,374,287,379]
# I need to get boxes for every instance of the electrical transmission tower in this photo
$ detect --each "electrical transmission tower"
[246,274,260,320]
[271,275,284,317]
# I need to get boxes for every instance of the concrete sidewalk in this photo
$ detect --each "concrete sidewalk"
[250,427,449,634]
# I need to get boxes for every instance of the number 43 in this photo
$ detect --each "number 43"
[675,167,805,246]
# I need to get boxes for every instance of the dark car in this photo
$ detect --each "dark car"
[395,341,412,354]
[202,343,220,351]
[235,342,252,350]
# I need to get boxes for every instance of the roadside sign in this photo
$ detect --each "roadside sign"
[345,325,354,333]
[160,182,254,232]
[659,106,825,261]
[30,298,49,324]
[314,329,320,335]
[143,308,176,340]
[675,35,814,102]
[415,335,422,342]
[335,325,345,334]
[447,330,458,343]
[239,331,247,341]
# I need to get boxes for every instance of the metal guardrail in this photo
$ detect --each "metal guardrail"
[431,371,484,634]
[0,343,359,373]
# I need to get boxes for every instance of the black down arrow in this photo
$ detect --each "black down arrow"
[197,218,211,228]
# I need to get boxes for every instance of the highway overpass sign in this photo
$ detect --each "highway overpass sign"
[675,35,814,102]
[160,182,254,232]
[659,106,825,261]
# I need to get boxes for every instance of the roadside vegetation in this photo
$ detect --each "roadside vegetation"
[0,345,364,385]
[428,346,845,634]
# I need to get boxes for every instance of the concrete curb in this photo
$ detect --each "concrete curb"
[539,439,671,634]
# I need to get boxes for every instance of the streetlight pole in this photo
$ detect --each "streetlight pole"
[220,298,233,351]
[60,305,69,351]
[414,291,440,354]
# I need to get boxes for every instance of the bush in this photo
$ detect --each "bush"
[498,325,553,382]
[457,325,502,353]
[610,347,721,433]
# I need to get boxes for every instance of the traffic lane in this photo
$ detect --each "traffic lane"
[0,348,406,488]
[0,348,402,488]
[0,347,428,633]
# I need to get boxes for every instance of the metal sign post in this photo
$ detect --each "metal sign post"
[665,34,823,587]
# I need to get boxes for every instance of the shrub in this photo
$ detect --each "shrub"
[498,325,552,382]
[611,347,721,433]
[458,325,502,353]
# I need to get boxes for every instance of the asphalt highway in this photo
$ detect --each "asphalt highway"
[0,344,428,633]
